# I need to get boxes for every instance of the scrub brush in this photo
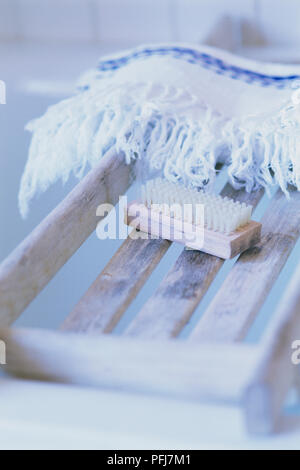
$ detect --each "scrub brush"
[125,178,262,259]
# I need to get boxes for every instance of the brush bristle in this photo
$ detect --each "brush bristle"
[141,178,253,234]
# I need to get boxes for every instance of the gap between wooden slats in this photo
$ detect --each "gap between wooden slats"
[61,236,171,333]
[124,185,264,339]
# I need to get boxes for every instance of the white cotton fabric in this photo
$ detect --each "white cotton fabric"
[19,43,300,217]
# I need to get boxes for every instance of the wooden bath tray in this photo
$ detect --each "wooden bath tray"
[0,151,300,435]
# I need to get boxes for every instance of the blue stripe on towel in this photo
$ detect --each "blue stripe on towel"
[97,46,300,89]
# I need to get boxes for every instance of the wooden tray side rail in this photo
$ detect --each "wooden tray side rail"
[0,151,132,326]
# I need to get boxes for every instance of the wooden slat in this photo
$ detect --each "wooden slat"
[191,187,300,343]
[0,327,261,404]
[61,235,170,333]
[125,185,264,339]
[244,262,300,434]
[0,151,132,327]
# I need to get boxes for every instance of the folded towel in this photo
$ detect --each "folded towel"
[19,43,300,217]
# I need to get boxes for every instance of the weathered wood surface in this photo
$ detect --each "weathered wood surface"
[126,202,262,259]
[62,235,170,333]
[62,170,226,334]
[191,187,300,343]
[0,152,132,327]
[125,185,263,340]
[244,262,300,434]
[0,327,260,404]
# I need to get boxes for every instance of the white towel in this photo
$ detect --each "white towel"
[19,43,300,217]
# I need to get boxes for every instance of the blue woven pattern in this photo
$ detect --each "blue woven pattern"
[97,46,300,89]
